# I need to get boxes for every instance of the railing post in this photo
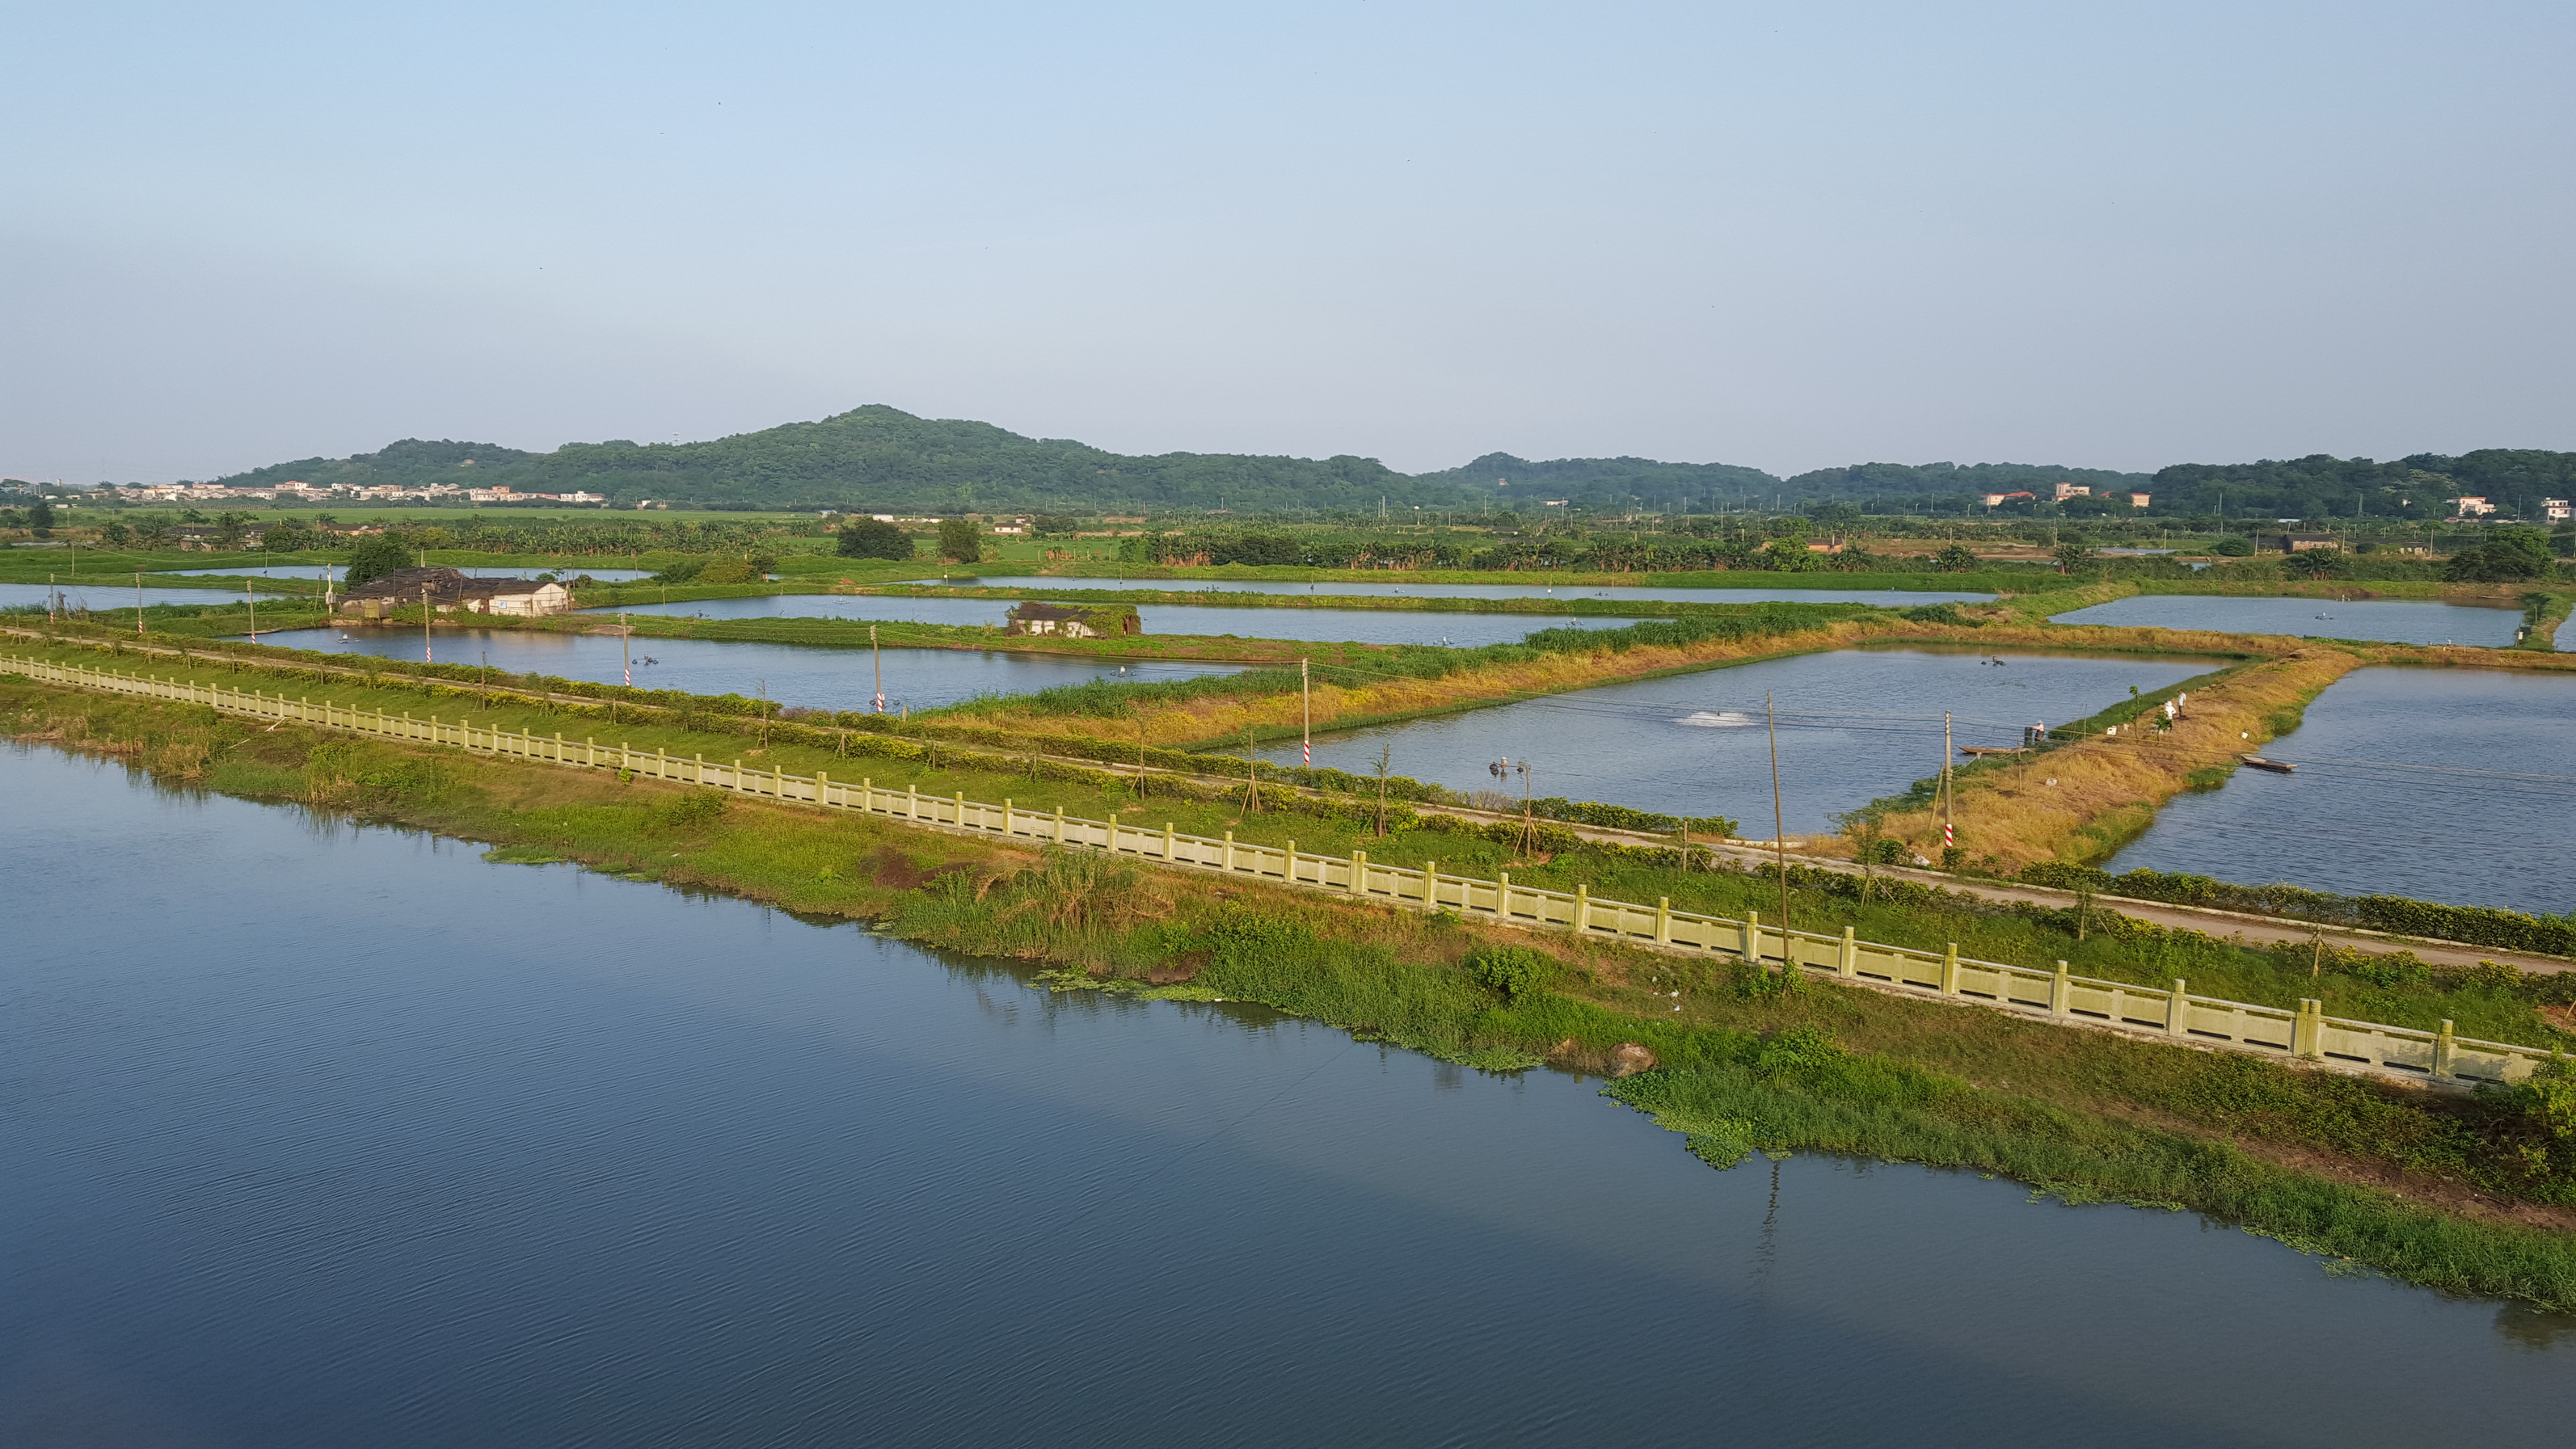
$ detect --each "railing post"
[1002,798,1013,836]
[1423,860,1438,908]
[2294,999,2321,1059]
[1349,849,1367,895]
[1163,823,1175,861]
[955,791,967,827]
[1496,870,1511,917]
[1284,840,1296,883]
[1941,943,1960,996]
[1840,926,1857,978]
[908,784,919,819]
[2435,1019,2457,1080]
[1574,883,1590,933]
[816,770,831,807]
[1222,831,1235,871]
[1655,897,1671,946]
[2167,979,2190,1037]
[1743,910,1760,963]
[1053,808,1065,845]
[2051,961,2071,1016]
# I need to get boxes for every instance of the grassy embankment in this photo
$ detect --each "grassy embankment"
[5,635,2562,1043]
[11,672,2576,1312]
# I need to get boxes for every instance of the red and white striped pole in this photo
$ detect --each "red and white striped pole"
[1301,658,1311,769]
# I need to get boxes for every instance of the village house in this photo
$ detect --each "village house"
[1003,600,1140,638]
[338,567,575,619]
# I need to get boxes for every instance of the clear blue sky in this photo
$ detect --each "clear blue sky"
[5,1,2570,483]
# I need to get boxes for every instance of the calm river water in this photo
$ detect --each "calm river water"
[605,594,1631,648]
[951,575,1994,606]
[2051,595,2523,647]
[249,626,1237,713]
[1262,648,2210,835]
[5,745,2570,1446]
[2109,668,2576,915]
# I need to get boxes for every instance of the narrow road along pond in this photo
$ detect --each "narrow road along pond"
[602,593,1639,647]
[1258,647,2211,835]
[2051,594,2523,647]
[2108,667,2576,916]
[6,744,2570,1446]
[247,626,1239,713]
[947,575,1996,606]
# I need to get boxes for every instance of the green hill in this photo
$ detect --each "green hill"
[196,404,2576,522]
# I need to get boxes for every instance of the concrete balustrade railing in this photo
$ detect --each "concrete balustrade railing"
[12,651,2557,1088]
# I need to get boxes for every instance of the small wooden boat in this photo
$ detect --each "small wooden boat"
[2239,754,2296,774]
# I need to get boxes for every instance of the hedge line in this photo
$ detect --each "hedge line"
[2017,862,2576,958]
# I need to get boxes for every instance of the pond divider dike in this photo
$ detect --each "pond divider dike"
[11,649,2559,1091]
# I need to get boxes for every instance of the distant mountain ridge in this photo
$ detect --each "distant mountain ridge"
[196,404,2576,520]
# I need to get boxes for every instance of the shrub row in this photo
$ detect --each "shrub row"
[2017,861,2576,958]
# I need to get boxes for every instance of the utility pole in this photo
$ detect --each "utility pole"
[1768,692,1790,968]
[1301,658,1311,771]
[423,583,433,664]
[1941,710,1954,862]
[1516,757,1533,853]
[1243,725,1260,813]
[871,624,883,712]
[621,613,631,687]
[135,571,144,635]
[245,577,255,638]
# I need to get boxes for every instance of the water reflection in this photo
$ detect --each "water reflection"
[605,592,1631,647]
[2051,594,2522,647]
[954,575,1995,606]
[2107,668,2576,914]
[0,582,264,611]
[247,625,1237,713]
[157,565,659,582]
[4,744,2570,1447]
[1259,647,2210,833]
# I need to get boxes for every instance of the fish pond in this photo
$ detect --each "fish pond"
[605,593,1633,648]
[2108,666,2576,916]
[947,575,1994,606]
[1260,647,2211,835]
[0,583,269,613]
[155,564,660,581]
[247,626,1237,713]
[2050,594,2523,647]
[5,744,2570,1446]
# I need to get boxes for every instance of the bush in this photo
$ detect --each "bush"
[938,518,982,563]
[2213,537,2254,556]
[837,518,916,561]
[1463,945,1555,1001]
[344,534,413,589]
[2447,544,2549,583]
